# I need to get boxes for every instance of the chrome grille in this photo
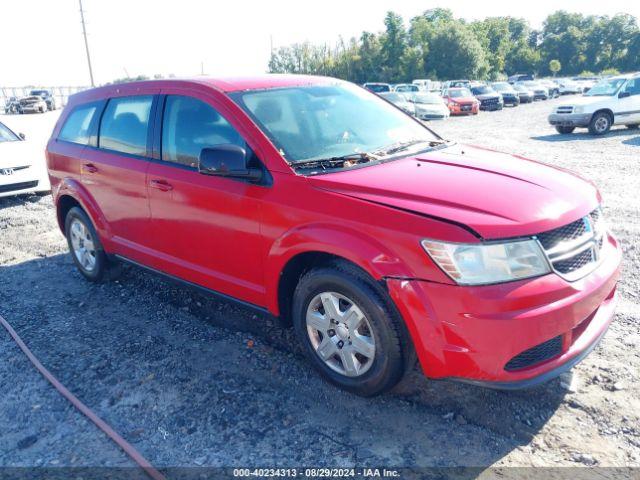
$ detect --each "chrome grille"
[536,208,605,281]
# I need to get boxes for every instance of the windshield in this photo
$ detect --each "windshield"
[491,83,513,92]
[471,86,495,95]
[448,88,472,98]
[513,84,528,92]
[365,84,390,93]
[584,78,626,96]
[0,122,20,142]
[395,85,418,92]
[30,90,48,97]
[233,83,439,163]
[414,93,443,104]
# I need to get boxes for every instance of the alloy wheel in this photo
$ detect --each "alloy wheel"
[70,218,97,272]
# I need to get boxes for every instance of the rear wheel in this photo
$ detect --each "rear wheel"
[64,207,121,282]
[292,262,406,396]
[588,112,612,136]
[555,126,575,134]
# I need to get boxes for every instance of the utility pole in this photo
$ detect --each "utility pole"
[78,0,95,87]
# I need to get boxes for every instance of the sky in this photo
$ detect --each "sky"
[2,0,639,87]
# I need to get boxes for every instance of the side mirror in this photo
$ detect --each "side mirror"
[198,145,262,182]
[619,91,631,99]
[18,132,26,140]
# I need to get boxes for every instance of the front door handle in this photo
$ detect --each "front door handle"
[149,179,173,192]
[82,163,98,174]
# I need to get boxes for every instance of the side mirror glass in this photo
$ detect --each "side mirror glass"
[198,145,262,182]
[619,91,631,99]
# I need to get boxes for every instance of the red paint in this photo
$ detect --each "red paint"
[442,88,480,115]
[46,76,621,385]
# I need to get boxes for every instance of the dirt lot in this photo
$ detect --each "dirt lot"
[0,99,639,477]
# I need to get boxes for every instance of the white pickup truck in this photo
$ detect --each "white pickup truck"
[548,72,640,135]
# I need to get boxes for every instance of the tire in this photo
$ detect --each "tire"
[588,111,612,136]
[292,261,406,396]
[64,207,121,282]
[555,126,575,134]
[626,124,639,130]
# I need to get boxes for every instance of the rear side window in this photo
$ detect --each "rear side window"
[58,103,98,145]
[99,96,152,156]
[161,95,246,168]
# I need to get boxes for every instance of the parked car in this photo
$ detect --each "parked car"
[512,84,534,103]
[29,89,57,110]
[442,87,480,115]
[557,79,583,95]
[548,73,640,135]
[363,83,391,93]
[573,77,598,93]
[17,95,48,114]
[516,81,549,101]
[46,76,621,396]
[393,84,420,93]
[412,79,432,91]
[379,92,416,116]
[539,80,560,98]
[407,92,450,120]
[490,82,520,106]
[470,85,504,111]
[508,73,534,83]
[3,96,20,114]
[0,121,51,198]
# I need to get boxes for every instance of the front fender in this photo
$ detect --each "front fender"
[264,223,413,315]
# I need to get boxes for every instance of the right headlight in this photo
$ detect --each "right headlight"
[421,238,551,285]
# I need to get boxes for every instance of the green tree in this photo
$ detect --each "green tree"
[380,12,407,82]
[549,59,561,76]
[427,22,488,79]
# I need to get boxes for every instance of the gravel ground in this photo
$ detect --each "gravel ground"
[0,100,639,477]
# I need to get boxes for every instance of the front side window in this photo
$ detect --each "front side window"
[99,96,152,156]
[58,103,98,145]
[622,78,640,96]
[233,82,439,163]
[161,95,246,168]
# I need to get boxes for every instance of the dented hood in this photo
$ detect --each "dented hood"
[308,144,600,239]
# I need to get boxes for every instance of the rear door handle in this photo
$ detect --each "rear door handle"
[149,179,173,192]
[82,163,98,174]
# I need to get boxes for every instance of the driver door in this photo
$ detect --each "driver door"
[145,92,268,306]
[616,78,640,125]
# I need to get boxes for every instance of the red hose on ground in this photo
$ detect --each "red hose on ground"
[0,313,166,480]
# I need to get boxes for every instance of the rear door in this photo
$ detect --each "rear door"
[83,92,158,257]
[145,91,267,306]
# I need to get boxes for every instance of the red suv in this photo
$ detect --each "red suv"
[46,76,621,396]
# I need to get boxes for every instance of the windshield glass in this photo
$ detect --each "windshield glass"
[513,84,528,92]
[0,122,20,142]
[365,84,390,93]
[395,85,418,92]
[30,90,47,97]
[414,93,443,104]
[471,86,495,95]
[448,88,472,98]
[233,83,439,163]
[584,78,626,96]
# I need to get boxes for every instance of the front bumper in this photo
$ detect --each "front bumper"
[449,104,478,115]
[20,104,45,113]
[387,233,621,388]
[548,112,592,128]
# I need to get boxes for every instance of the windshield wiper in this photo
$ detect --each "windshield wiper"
[291,152,378,170]
[371,138,446,157]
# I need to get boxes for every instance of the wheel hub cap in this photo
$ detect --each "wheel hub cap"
[70,218,97,272]
[305,291,376,377]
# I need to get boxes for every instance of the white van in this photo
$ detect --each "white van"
[548,73,640,135]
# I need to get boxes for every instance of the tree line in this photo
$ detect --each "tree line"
[268,9,640,83]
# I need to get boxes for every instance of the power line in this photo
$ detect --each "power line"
[79,0,95,87]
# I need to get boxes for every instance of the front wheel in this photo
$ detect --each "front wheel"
[555,126,575,134]
[589,112,612,135]
[292,262,406,396]
[65,207,121,282]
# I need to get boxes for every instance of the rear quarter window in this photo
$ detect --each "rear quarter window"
[58,103,99,145]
